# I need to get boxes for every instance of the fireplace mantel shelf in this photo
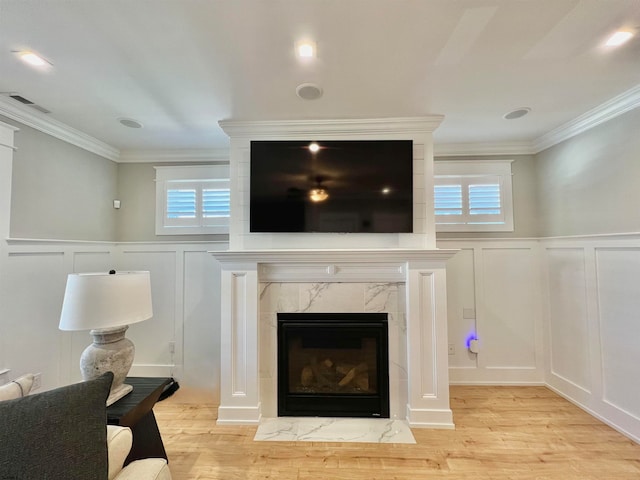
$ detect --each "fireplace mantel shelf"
[211,249,459,283]
[210,249,458,264]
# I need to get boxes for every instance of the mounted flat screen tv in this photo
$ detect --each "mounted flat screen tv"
[250,140,413,233]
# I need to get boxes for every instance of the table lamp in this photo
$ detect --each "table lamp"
[59,270,153,405]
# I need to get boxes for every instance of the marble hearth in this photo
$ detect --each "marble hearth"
[212,249,457,429]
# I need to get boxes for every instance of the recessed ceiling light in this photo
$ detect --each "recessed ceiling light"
[503,107,531,120]
[15,51,52,68]
[296,40,316,58]
[605,30,634,47]
[296,83,323,100]
[308,142,320,153]
[118,117,143,129]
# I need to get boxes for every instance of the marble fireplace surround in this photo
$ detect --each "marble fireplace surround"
[212,249,457,429]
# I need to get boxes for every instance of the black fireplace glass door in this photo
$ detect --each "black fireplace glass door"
[288,332,378,395]
[278,313,389,418]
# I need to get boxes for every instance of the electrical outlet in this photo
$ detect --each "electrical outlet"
[32,372,42,391]
[448,344,455,355]
[169,341,175,354]
[463,308,476,319]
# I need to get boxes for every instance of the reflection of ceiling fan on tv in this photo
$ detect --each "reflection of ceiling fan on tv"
[308,175,329,202]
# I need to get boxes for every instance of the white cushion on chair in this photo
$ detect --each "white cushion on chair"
[107,425,172,480]
[0,374,34,401]
[107,426,133,480]
[114,458,172,480]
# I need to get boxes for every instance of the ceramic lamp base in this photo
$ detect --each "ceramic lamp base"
[106,383,133,406]
[80,325,135,405]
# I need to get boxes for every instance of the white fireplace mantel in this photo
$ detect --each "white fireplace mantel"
[213,116,455,429]
[211,248,458,429]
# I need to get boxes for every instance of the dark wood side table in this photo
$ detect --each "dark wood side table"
[107,377,172,465]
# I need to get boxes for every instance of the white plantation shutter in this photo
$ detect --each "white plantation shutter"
[434,184,463,216]
[167,188,197,219]
[155,165,230,235]
[202,187,231,218]
[469,182,501,216]
[434,160,513,232]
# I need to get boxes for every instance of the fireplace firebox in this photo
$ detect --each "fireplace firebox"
[277,313,390,418]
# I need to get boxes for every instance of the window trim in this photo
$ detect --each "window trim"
[155,165,230,235]
[434,160,514,232]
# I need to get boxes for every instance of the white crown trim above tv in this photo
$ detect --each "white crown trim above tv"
[219,116,444,139]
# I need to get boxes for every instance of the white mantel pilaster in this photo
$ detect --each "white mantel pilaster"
[212,249,457,428]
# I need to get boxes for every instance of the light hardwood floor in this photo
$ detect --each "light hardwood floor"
[153,386,640,479]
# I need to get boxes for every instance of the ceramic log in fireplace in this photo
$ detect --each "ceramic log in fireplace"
[277,313,390,418]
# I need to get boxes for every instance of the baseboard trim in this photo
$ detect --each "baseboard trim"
[216,404,262,425]
[545,384,640,445]
[406,407,454,429]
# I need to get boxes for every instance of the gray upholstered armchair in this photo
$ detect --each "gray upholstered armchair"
[0,372,171,479]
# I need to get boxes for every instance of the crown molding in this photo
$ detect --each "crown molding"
[533,84,640,153]
[0,97,120,161]
[3,81,639,161]
[434,141,536,157]
[118,148,229,163]
[219,116,445,138]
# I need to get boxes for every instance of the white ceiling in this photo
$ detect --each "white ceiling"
[1,0,639,155]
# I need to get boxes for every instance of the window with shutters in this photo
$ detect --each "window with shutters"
[434,160,514,232]
[155,165,230,235]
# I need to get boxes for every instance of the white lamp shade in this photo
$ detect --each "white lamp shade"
[59,271,153,331]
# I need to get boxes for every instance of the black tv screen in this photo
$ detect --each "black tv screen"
[250,140,413,233]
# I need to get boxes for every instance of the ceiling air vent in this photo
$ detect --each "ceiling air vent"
[9,94,34,105]
[4,93,51,114]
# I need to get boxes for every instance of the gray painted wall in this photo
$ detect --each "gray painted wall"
[536,108,640,237]
[7,106,638,242]
[4,117,227,243]
[4,115,118,241]
[119,156,540,242]
[434,154,540,239]
[116,162,228,242]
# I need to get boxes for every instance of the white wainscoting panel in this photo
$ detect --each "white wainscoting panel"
[438,239,544,385]
[544,248,591,394]
[118,248,178,377]
[5,251,67,389]
[541,234,640,444]
[595,248,640,421]
[116,242,226,400]
[2,239,225,404]
[5,234,640,443]
[183,250,221,403]
[444,248,477,370]
[2,240,117,390]
[481,248,539,371]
